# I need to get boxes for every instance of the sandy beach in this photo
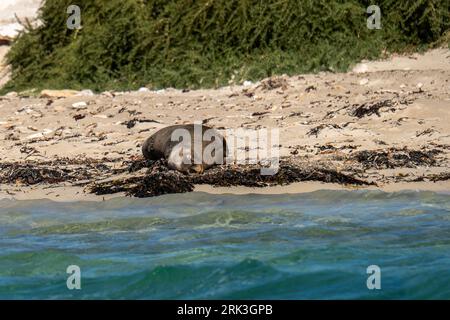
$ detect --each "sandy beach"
[0,48,449,201]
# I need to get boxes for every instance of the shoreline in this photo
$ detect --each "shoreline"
[1,180,449,202]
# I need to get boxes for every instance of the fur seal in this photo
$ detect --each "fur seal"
[142,124,227,173]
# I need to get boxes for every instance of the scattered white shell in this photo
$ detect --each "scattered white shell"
[71,102,88,110]
[26,129,53,140]
[359,78,369,85]
[26,132,43,139]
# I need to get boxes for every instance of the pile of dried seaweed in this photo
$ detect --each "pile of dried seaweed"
[89,172,195,198]
[0,163,71,185]
[412,172,450,182]
[192,163,371,187]
[88,161,194,197]
[352,148,441,169]
[0,158,114,185]
[87,160,373,198]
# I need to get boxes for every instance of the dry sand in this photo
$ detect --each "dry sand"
[0,48,449,201]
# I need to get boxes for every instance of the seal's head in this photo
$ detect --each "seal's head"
[167,143,204,174]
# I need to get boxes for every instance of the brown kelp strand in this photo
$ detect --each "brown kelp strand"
[86,160,375,198]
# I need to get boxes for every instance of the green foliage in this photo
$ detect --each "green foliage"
[2,0,449,93]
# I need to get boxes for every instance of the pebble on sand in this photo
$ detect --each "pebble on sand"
[71,102,88,110]
[359,78,369,85]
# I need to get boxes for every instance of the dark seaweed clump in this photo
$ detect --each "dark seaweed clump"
[88,160,194,197]
[192,163,372,187]
[349,97,415,118]
[353,148,441,169]
[412,172,450,182]
[0,163,70,184]
[351,100,396,118]
[88,160,374,198]
[0,158,114,185]
[89,172,194,198]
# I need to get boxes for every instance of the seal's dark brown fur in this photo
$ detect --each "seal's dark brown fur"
[142,124,227,173]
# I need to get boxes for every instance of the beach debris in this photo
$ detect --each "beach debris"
[40,90,80,98]
[5,132,19,140]
[16,106,36,115]
[197,163,372,187]
[0,158,115,185]
[122,118,160,129]
[307,124,345,137]
[305,85,316,92]
[242,88,255,98]
[87,160,373,198]
[100,91,115,98]
[359,78,369,85]
[88,160,194,197]
[352,148,441,169]
[0,164,67,185]
[73,114,86,121]
[251,111,270,117]
[315,144,358,153]
[416,128,437,137]
[20,146,40,158]
[93,114,108,119]
[260,76,288,91]
[26,129,53,140]
[412,172,450,182]
[89,172,194,197]
[71,101,88,110]
[351,99,396,118]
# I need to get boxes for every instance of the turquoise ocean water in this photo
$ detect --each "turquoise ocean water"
[0,190,449,299]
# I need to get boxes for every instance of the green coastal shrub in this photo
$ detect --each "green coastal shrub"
[2,0,449,93]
